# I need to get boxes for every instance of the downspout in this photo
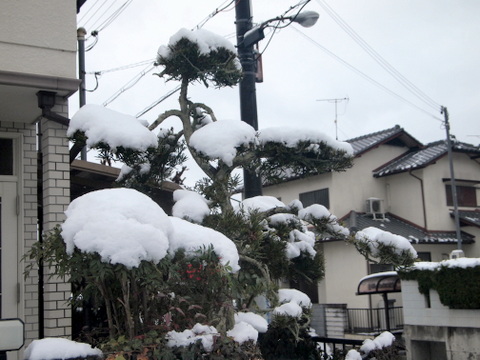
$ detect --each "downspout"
[409,170,427,229]
[36,121,45,339]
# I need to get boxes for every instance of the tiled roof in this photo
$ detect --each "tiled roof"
[339,211,475,245]
[455,209,480,227]
[374,140,480,177]
[346,125,422,156]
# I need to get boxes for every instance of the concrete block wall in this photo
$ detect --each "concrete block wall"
[402,280,480,328]
[324,304,346,338]
[402,279,480,360]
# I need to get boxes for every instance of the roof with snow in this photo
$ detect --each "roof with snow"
[341,211,475,245]
[455,209,480,227]
[373,140,480,177]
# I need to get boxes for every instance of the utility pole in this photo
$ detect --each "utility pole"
[317,97,348,140]
[442,106,462,250]
[235,0,263,198]
[77,27,87,160]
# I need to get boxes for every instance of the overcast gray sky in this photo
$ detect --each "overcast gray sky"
[75,0,480,160]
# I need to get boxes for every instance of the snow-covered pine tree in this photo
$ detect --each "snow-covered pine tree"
[43,28,416,359]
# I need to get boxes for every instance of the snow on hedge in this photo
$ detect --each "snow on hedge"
[24,338,102,360]
[234,312,268,333]
[227,322,258,344]
[189,120,256,166]
[169,217,240,272]
[62,188,172,268]
[62,188,239,271]
[410,257,480,271]
[278,288,312,308]
[68,104,157,151]
[345,331,395,359]
[273,301,303,318]
[360,331,395,353]
[158,28,237,58]
[355,226,417,258]
[172,189,210,223]
[166,323,218,352]
[273,288,312,318]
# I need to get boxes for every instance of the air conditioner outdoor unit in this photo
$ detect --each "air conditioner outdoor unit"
[450,249,465,259]
[366,198,385,220]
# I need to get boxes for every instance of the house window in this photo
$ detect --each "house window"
[417,252,431,262]
[369,263,394,274]
[445,185,477,207]
[299,188,329,208]
[0,138,14,175]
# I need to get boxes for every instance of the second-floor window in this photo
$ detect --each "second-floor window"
[299,188,329,208]
[445,185,477,207]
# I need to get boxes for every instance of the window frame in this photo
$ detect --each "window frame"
[299,188,330,209]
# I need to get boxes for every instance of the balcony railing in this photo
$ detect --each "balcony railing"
[346,306,404,334]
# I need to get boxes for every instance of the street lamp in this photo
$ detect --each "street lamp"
[235,2,319,198]
[243,11,320,48]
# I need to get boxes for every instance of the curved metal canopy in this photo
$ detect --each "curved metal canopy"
[357,271,401,295]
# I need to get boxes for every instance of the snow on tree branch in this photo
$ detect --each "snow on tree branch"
[353,226,417,267]
[68,104,157,151]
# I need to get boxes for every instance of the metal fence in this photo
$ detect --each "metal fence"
[312,336,364,359]
[346,306,404,334]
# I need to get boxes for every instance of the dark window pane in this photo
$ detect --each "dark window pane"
[417,252,431,261]
[446,185,477,207]
[369,263,394,274]
[299,188,329,208]
[0,138,14,175]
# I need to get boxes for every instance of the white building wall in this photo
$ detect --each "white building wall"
[263,144,407,218]
[422,154,479,230]
[385,170,426,227]
[0,1,77,78]
[319,241,370,308]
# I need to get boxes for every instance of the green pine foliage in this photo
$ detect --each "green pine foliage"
[156,37,242,88]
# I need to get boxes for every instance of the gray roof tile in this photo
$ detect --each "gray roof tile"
[340,212,475,244]
[373,140,480,177]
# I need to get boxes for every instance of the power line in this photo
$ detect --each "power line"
[94,0,134,32]
[102,63,157,106]
[136,86,181,118]
[83,0,116,29]
[315,0,442,113]
[86,58,155,75]
[78,0,109,26]
[291,27,443,122]
[195,0,237,30]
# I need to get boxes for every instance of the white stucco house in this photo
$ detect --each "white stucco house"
[263,125,480,325]
[0,1,84,358]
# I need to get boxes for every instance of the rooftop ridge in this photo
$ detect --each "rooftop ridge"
[346,124,402,143]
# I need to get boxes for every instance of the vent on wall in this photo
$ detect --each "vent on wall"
[366,198,385,220]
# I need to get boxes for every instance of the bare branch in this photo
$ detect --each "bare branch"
[148,109,184,131]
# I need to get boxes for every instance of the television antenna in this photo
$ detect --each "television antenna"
[317,97,349,140]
